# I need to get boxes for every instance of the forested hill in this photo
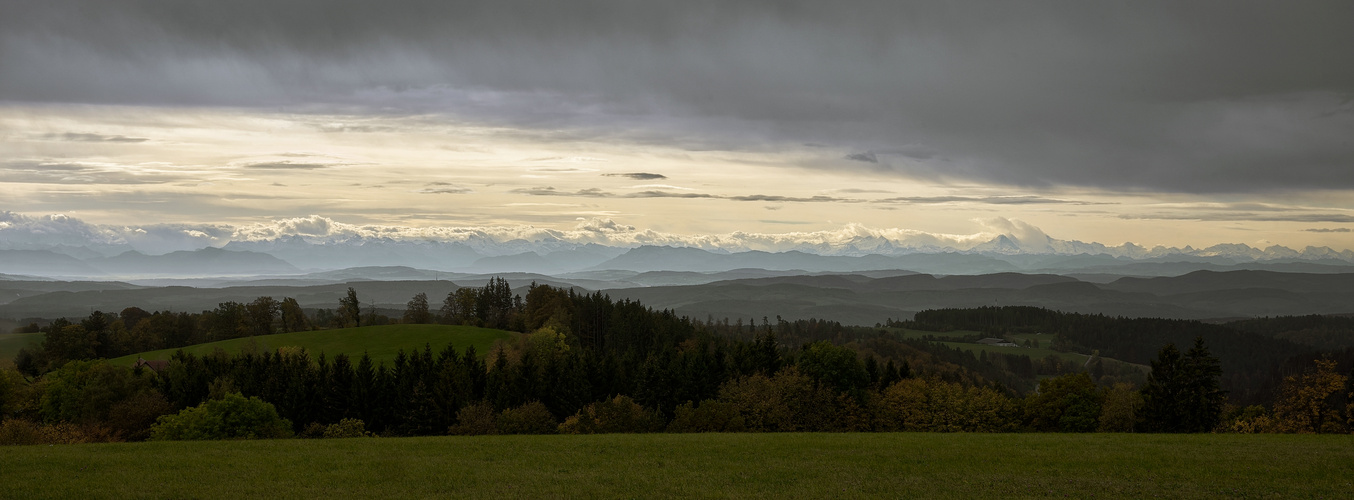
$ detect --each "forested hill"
[900,306,1313,403]
[1223,315,1354,351]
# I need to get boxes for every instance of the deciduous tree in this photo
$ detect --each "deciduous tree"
[1271,359,1348,434]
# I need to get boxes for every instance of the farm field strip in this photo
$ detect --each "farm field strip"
[1,433,1349,499]
[105,324,513,367]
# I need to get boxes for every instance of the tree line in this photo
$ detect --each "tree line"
[3,284,1353,444]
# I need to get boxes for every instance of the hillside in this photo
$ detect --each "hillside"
[0,332,41,369]
[107,324,514,367]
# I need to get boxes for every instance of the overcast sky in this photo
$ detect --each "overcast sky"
[1,1,1351,251]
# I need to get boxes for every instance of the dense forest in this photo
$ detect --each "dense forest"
[2,280,1352,444]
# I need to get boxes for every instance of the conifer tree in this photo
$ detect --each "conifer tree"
[1139,337,1225,433]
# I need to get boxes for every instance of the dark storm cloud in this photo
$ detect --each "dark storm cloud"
[603,173,668,180]
[4,1,1353,192]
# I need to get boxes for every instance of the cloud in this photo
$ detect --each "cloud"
[603,172,667,180]
[416,182,473,194]
[0,160,191,185]
[4,211,1352,260]
[5,2,1352,193]
[526,167,596,173]
[43,132,148,143]
[876,195,1099,206]
[241,162,329,170]
[844,152,877,163]
[1304,227,1351,233]
[512,186,848,203]
[1123,213,1354,223]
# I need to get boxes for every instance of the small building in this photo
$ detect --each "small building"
[976,338,1021,348]
[134,357,169,373]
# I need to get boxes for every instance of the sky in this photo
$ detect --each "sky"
[1,1,1352,253]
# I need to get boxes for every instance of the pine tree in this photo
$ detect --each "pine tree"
[1181,336,1225,432]
[1139,337,1225,433]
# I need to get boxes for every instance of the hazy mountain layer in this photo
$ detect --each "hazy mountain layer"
[3,270,1350,326]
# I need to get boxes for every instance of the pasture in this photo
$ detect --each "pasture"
[1,433,1350,499]
[0,332,42,369]
[105,324,514,367]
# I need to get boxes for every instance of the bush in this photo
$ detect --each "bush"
[105,391,174,441]
[150,392,293,440]
[558,396,661,434]
[39,360,156,425]
[0,368,41,421]
[0,419,118,446]
[667,400,746,433]
[496,402,557,435]
[0,419,41,446]
[323,418,371,438]
[876,378,1019,432]
[449,402,497,435]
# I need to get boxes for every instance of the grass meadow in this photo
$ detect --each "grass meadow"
[2,433,1350,499]
[0,332,42,369]
[106,324,514,367]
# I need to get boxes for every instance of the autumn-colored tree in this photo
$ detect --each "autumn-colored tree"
[1097,383,1142,432]
[1271,359,1348,434]
[558,395,661,434]
[877,378,1018,432]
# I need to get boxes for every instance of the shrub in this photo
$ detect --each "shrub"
[39,360,155,425]
[558,396,661,434]
[0,419,118,446]
[323,418,371,438]
[105,391,174,441]
[667,400,746,433]
[717,368,851,432]
[496,402,557,435]
[0,419,41,446]
[449,402,497,435]
[877,378,1019,432]
[150,392,293,440]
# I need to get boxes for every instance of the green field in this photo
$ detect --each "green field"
[937,341,1089,363]
[888,328,984,340]
[1,433,1349,498]
[0,332,42,369]
[106,325,514,367]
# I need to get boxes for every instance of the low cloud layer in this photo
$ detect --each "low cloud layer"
[3,211,1351,263]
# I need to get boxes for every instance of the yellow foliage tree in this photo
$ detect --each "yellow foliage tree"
[1271,359,1348,434]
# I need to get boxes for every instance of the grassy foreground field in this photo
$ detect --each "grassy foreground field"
[2,433,1350,499]
[106,324,514,367]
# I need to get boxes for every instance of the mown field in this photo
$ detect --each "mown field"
[106,324,514,367]
[889,327,1148,372]
[1,433,1350,499]
[0,332,42,369]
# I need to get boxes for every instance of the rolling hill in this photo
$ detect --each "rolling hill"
[106,324,514,367]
